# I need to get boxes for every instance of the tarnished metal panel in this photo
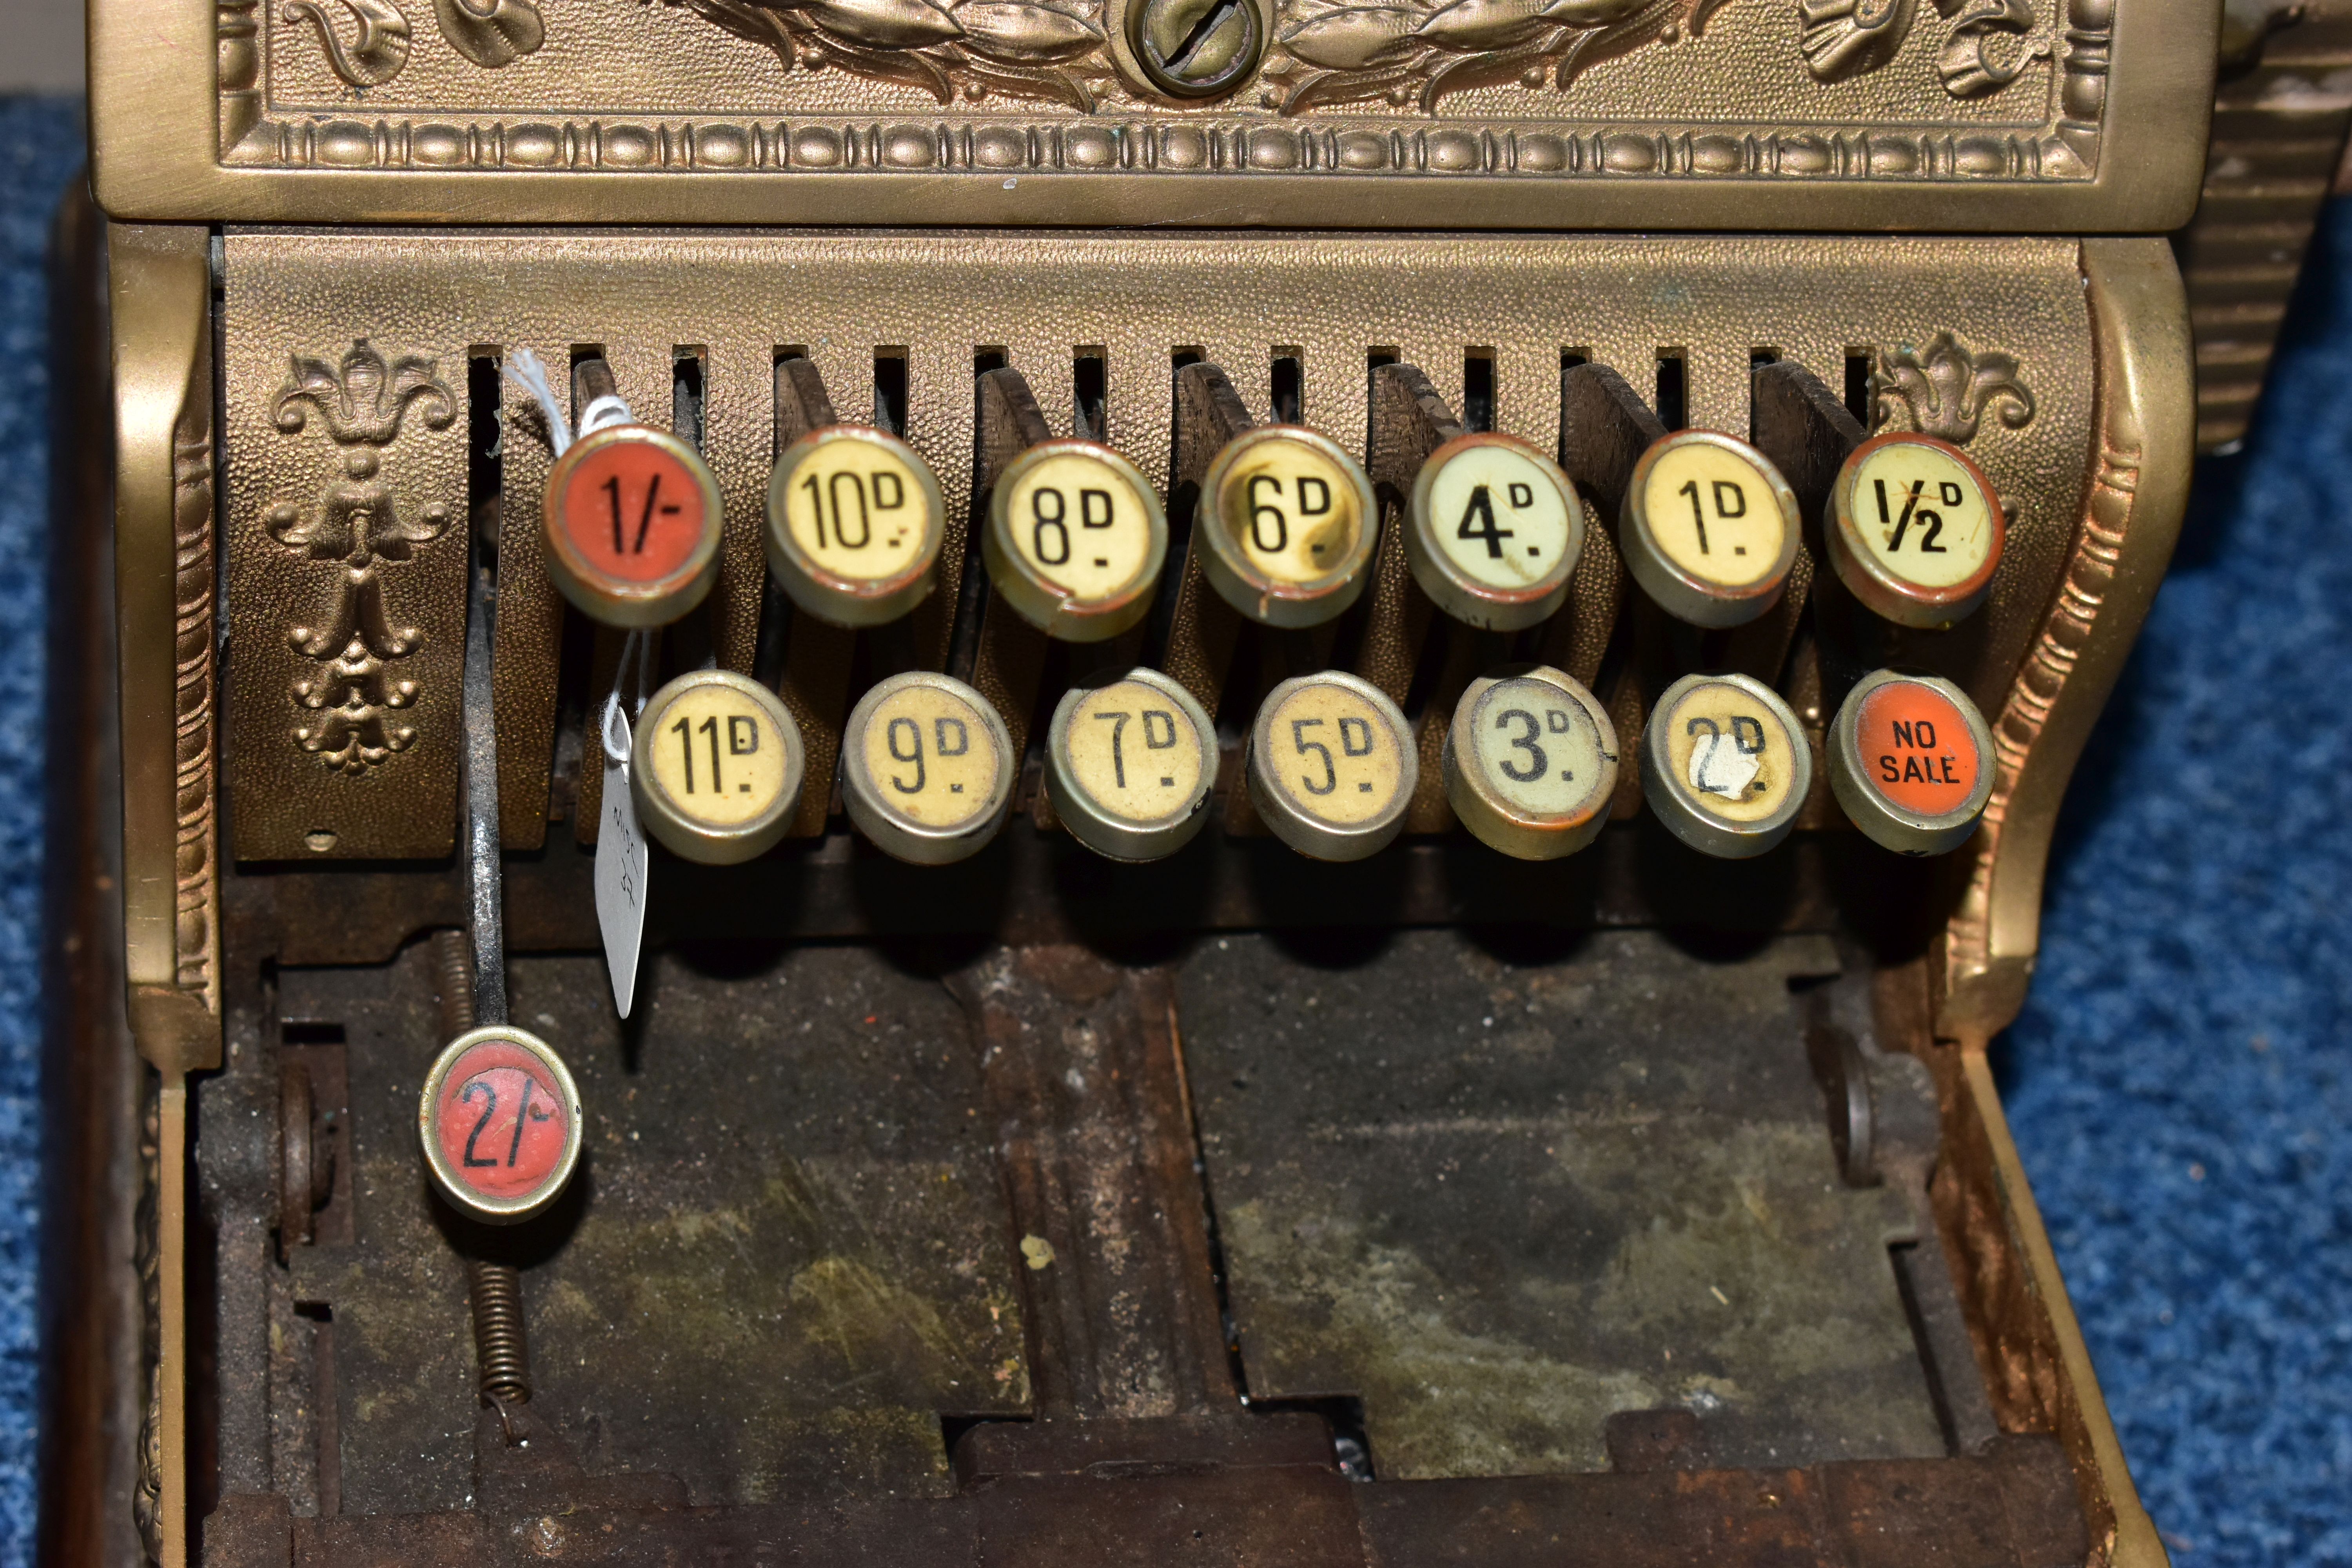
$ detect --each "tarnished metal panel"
[1180,929,1944,1477]
[278,942,1031,1512]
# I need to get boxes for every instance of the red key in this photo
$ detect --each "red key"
[544,427,722,627]
[420,1027,581,1223]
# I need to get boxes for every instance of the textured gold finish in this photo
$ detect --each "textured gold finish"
[212,229,2107,861]
[108,220,221,1568]
[91,0,2213,229]
[1940,238,2193,1039]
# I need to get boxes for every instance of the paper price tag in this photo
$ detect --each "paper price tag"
[594,698,650,1018]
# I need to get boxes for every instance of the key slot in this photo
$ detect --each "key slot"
[1463,348,1496,434]
[1845,348,1875,428]
[1155,361,1254,731]
[1271,349,1304,424]
[768,350,859,837]
[1074,347,1108,443]
[960,366,1058,785]
[1748,357,1869,699]
[662,347,719,678]
[1653,350,1688,432]
[873,348,911,435]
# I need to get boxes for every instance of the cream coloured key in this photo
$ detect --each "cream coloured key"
[1827,433,2005,628]
[1640,671,1811,858]
[630,669,806,866]
[1620,430,1802,628]
[984,441,1168,642]
[1246,670,1416,861]
[1046,669,1218,862]
[1197,426,1378,628]
[840,671,1015,864]
[766,425,947,628]
[1406,433,1586,632]
[1444,666,1618,860]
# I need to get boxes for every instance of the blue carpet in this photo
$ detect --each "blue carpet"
[0,94,2347,1568]
[1998,208,2352,1565]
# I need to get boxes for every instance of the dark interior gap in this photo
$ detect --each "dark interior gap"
[1654,351,1688,432]
[753,349,809,687]
[1463,348,1496,433]
[1074,348,1108,442]
[672,348,706,450]
[974,346,1009,377]
[1845,350,1875,428]
[874,348,910,436]
[1271,350,1303,424]
[1747,349,1777,443]
[466,352,501,575]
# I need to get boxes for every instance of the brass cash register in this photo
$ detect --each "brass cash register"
[47,1,2265,1564]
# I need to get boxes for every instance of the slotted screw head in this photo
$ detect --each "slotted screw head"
[1129,0,1264,99]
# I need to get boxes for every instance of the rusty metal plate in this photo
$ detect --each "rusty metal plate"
[275,941,1030,1513]
[1178,928,1944,1477]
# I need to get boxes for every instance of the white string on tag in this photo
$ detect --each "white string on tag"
[500,348,639,459]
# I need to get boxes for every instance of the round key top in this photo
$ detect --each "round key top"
[1641,671,1811,859]
[1827,433,2005,628]
[1444,666,1618,861]
[1247,670,1416,861]
[1406,433,1586,632]
[984,441,1169,642]
[419,1025,583,1225]
[1829,668,1994,856]
[841,671,1016,864]
[766,426,948,628]
[543,425,724,628]
[1198,426,1378,628]
[1047,668,1219,862]
[631,669,806,866]
[1621,430,1802,628]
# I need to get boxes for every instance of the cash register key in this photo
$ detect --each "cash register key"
[1444,666,1618,861]
[1640,671,1813,859]
[1406,433,1586,632]
[1619,430,1803,629]
[1829,668,1996,856]
[1196,426,1380,628]
[543,424,724,628]
[630,670,807,866]
[765,426,949,629]
[840,671,1016,865]
[1046,668,1219,863]
[418,1026,584,1225]
[1247,670,1417,862]
[1826,433,2006,628]
[982,441,1169,643]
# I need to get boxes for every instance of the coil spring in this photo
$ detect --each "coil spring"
[435,928,476,1038]
[438,929,530,1410]
[467,1258,532,1407]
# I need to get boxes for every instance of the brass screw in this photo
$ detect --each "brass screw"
[1128,0,1263,99]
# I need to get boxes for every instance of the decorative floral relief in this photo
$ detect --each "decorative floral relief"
[1799,0,2046,98]
[1266,0,1722,113]
[671,0,1116,110]
[265,341,456,776]
[284,0,544,88]
[1871,331,2034,443]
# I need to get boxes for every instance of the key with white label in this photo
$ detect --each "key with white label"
[1406,434,1586,632]
[1827,433,2005,628]
[1828,668,1995,855]
[1620,430,1803,629]
[1445,666,1618,860]
[1246,670,1416,861]
[766,425,948,628]
[630,669,806,865]
[984,440,1168,643]
[1197,426,1378,628]
[1046,668,1218,862]
[840,671,1016,864]
[1640,671,1812,858]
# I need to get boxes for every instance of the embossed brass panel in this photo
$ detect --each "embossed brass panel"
[221,326,470,859]
[92,0,2216,229]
